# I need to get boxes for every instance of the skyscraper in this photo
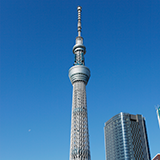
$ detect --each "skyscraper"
[104,112,151,160]
[156,106,160,128]
[68,6,91,160]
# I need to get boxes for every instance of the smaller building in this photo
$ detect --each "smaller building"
[152,153,160,160]
[104,112,151,160]
[156,106,160,128]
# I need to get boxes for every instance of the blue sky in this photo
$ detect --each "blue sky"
[0,0,160,159]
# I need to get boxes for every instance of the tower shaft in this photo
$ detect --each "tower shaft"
[70,81,90,160]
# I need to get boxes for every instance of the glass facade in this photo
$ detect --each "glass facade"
[104,113,151,160]
[157,106,160,128]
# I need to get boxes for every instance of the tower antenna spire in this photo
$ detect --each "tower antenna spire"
[77,6,82,37]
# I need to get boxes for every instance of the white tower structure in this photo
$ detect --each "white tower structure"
[69,6,91,160]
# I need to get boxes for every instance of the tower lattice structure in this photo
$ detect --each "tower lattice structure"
[69,6,91,160]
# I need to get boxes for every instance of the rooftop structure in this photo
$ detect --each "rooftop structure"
[152,153,160,160]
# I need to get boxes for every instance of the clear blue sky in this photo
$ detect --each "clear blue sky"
[0,0,160,159]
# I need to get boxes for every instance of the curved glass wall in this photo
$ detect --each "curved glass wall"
[104,113,151,160]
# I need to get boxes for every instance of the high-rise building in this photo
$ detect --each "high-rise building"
[152,153,160,160]
[156,106,160,128]
[68,6,91,160]
[104,112,151,160]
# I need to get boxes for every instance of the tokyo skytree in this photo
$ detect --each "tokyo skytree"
[68,6,91,160]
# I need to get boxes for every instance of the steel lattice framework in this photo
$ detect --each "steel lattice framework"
[69,6,91,160]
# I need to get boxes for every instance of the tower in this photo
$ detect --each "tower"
[104,113,151,160]
[69,6,91,160]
